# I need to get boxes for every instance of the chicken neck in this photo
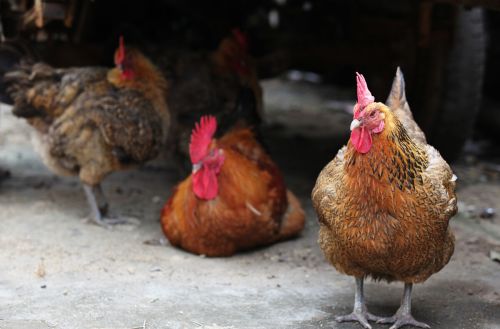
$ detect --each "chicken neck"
[345,118,428,192]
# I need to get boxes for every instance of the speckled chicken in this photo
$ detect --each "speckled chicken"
[5,37,169,226]
[161,115,304,256]
[311,68,457,329]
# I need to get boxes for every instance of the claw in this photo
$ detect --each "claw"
[366,313,384,322]
[336,312,372,329]
[377,314,430,329]
[378,283,431,329]
[336,277,382,329]
[335,306,383,329]
[82,183,140,228]
[89,215,140,228]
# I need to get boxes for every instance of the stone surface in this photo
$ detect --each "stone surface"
[0,80,499,329]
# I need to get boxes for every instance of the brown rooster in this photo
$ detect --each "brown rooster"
[5,37,169,227]
[154,29,263,165]
[160,28,262,118]
[161,115,304,256]
[311,68,457,329]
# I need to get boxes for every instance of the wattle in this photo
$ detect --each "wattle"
[350,127,372,154]
[192,165,219,200]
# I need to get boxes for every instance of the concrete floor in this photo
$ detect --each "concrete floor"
[0,80,499,329]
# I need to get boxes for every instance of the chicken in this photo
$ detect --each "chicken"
[154,29,263,165]
[311,68,457,329]
[161,115,304,256]
[5,37,169,227]
[160,28,262,118]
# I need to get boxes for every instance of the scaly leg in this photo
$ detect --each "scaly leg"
[82,183,136,227]
[377,283,430,329]
[92,183,109,215]
[335,277,382,329]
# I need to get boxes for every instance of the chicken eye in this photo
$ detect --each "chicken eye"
[369,111,377,118]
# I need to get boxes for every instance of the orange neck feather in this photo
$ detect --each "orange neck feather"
[107,50,167,102]
[344,112,428,193]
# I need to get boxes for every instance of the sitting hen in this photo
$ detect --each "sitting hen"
[312,69,457,329]
[5,37,170,226]
[161,115,304,256]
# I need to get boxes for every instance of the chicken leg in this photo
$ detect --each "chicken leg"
[335,277,382,329]
[377,283,430,329]
[82,183,135,227]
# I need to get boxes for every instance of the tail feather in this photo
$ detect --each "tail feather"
[386,67,427,144]
[0,40,36,104]
[277,190,306,240]
[218,86,268,150]
[4,61,57,118]
[217,86,261,133]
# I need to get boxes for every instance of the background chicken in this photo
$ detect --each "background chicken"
[161,115,304,257]
[151,29,263,167]
[311,69,457,329]
[5,37,170,226]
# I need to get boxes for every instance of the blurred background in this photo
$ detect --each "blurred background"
[0,0,499,162]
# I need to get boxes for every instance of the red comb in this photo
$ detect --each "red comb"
[232,28,248,52]
[354,72,374,118]
[115,36,125,65]
[189,116,217,164]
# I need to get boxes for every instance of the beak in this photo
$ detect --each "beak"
[350,119,362,131]
[192,162,202,173]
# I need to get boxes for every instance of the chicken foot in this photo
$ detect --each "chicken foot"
[377,283,430,329]
[82,183,136,227]
[335,277,382,329]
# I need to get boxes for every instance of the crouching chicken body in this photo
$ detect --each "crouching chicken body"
[161,116,305,256]
[312,69,457,329]
[5,38,169,226]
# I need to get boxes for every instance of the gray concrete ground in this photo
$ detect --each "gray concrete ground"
[0,80,499,329]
